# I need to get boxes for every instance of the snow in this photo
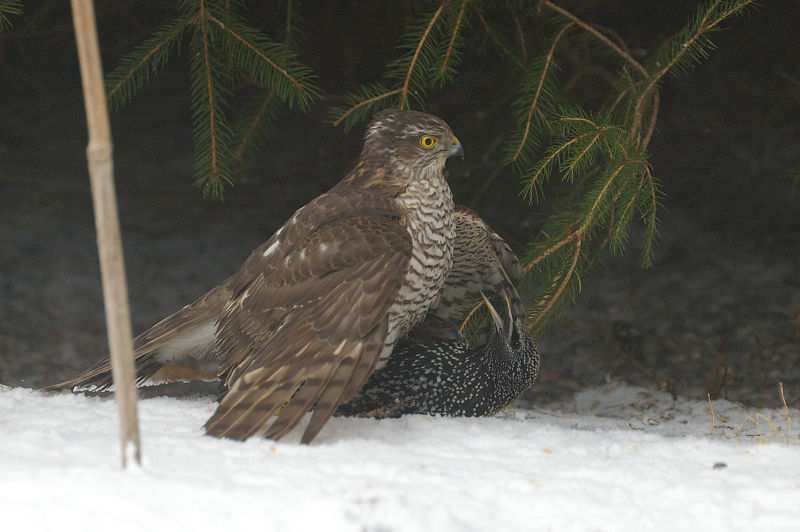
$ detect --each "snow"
[1,383,799,531]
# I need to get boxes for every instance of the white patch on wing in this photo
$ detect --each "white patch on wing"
[153,322,216,364]
[263,240,280,257]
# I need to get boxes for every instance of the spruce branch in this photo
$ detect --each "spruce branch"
[527,231,583,332]
[524,227,581,274]
[102,0,320,197]
[610,173,646,255]
[332,0,463,129]
[640,90,660,149]
[208,12,318,108]
[435,0,469,84]
[331,86,404,129]
[189,11,232,199]
[0,0,22,31]
[401,0,449,105]
[516,1,750,331]
[233,87,275,161]
[474,8,526,70]
[106,15,191,109]
[521,136,579,202]
[638,167,661,267]
[631,0,755,141]
[540,0,647,77]
[506,22,573,167]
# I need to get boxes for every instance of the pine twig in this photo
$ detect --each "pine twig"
[510,22,573,164]
[437,0,467,79]
[540,0,647,77]
[208,14,307,92]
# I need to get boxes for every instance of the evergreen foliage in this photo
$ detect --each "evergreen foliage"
[101,0,759,331]
[331,0,754,333]
[105,0,319,198]
[330,0,472,130]
[0,0,22,31]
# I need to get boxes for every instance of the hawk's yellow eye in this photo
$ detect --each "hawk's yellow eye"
[419,135,438,149]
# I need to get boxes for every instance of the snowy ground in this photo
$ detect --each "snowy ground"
[2,383,798,531]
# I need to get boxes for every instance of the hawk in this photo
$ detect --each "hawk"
[46,109,463,444]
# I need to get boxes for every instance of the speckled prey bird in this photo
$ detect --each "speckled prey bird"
[335,294,539,418]
[44,109,462,444]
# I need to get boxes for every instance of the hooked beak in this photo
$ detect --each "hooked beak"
[448,135,464,159]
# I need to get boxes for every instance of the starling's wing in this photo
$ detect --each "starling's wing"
[204,214,411,444]
[41,282,230,392]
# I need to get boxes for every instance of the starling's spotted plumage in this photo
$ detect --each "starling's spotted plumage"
[336,296,539,418]
[45,109,462,444]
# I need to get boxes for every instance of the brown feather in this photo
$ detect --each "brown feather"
[204,203,413,441]
[429,207,526,325]
[41,282,230,392]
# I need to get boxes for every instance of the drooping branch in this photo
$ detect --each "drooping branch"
[399,0,450,107]
[208,14,307,92]
[438,0,467,78]
[509,22,573,163]
[540,0,647,77]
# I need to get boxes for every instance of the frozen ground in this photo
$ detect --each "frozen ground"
[1,383,799,531]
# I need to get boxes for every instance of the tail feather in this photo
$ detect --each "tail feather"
[40,282,230,392]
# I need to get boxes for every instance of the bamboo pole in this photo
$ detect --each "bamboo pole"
[70,0,141,468]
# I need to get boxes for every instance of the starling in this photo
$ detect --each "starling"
[337,294,539,418]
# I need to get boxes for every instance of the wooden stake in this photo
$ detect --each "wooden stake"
[70,0,141,467]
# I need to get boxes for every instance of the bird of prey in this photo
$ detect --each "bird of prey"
[45,109,463,444]
[336,293,539,418]
[44,203,533,422]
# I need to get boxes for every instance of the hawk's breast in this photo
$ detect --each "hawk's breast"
[380,169,455,367]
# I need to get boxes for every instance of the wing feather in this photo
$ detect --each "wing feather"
[205,212,411,441]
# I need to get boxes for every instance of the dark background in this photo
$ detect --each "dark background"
[1,1,798,407]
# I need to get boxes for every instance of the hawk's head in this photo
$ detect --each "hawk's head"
[349,109,463,191]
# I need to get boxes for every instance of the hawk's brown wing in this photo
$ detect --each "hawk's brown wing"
[204,213,411,443]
